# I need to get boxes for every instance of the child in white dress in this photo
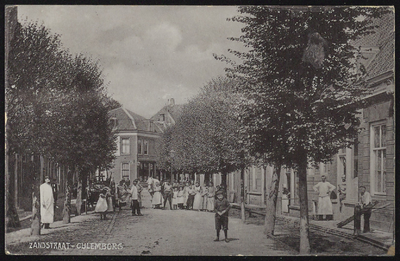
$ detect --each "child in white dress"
[172,187,179,210]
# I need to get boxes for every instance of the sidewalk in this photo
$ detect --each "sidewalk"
[5,211,102,246]
[277,215,394,251]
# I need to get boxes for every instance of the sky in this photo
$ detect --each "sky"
[17,5,246,118]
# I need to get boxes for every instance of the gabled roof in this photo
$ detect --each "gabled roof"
[108,107,162,133]
[150,103,185,124]
[352,12,395,80]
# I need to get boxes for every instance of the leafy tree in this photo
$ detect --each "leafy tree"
[49,55,116,220]
[7,19,116,231]
[218,6,391,254]
[157,77,250,192]
[7,19,69,234]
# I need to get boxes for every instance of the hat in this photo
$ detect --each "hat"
[216,190,224,196]
[44,176,50,180]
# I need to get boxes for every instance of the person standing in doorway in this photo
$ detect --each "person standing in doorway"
[40,176,54,229]
[313,175,336,220]
[129,180,143,216]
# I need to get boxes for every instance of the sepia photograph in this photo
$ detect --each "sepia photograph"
[5,5,395,256]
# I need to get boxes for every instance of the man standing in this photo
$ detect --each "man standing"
[40,176,54,229]
[129,180,143,216]
[136,179,143,208]
[354,186,372,236]
[313,175,336,220]
[162,180,173,210]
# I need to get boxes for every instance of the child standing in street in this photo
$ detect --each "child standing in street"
[177,186,185,209]
[95,188,111,220]
[172,187,179,210]
[214,190,231,243]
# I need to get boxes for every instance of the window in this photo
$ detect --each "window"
[138,140,143,154]
[122,163,130,180]
[109,117,118,129]
[121,138,130,155]
[144,140,148,155]
[159,114,165,121]
[370,124,386,194]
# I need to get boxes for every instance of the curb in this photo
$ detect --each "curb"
[105,211,118,235]
[276,216,390,251]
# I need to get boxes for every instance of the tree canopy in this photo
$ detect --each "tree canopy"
[7,20,117,173]
[157,77,249,176]
[217,6,391,168]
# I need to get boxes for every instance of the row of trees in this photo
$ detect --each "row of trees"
[6,17,120,234]
[156,77,248,178]
[157,6,390,254]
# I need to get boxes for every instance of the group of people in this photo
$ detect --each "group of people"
[148,177,231,242]
[95,178,144,219]
[148,178,222,212]
[313,175,373,235]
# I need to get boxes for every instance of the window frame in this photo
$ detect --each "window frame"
[370,122,387,196]
[143,140,149,155]
[121,162,130,180]
[121,137,130,155]
[138,139,143,155]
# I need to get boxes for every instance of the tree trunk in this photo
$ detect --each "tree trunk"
[221,171,227,192]
[75,172,82,216]
[297,153,311,254]
[240,167,245,222]
[62,168,73,224]
[6,154,21,229]
[264,165,281,237]
[31,155,42,235]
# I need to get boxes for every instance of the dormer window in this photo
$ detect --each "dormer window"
[356,46,380,74]
[109,117,118,129]
[159,114,165,121]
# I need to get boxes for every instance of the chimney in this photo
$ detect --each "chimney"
[169,98,175,106]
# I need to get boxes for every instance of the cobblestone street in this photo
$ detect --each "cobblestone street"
[6,189,389,256]
[6,190,295,256]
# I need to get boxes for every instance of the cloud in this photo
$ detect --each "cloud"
[17,6,246,118]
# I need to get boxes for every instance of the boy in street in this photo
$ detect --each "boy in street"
[129,180,143,216]
[214,190,231,243]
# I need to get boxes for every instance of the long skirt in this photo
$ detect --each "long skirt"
[317,195,333,215]
[201,196,207,210]
[152,191,162,206]
[207,197,214,211]
[193,193,202,210]
[95,197,108,213]
[187,195,195,209]
[183,192,189,207]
